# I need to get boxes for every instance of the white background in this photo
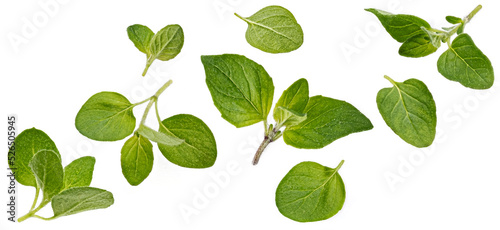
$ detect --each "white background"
[1,0,499,229]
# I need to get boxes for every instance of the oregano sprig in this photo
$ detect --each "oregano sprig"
[9,128,114,222]
[75,80,217,185]
[201,54,373,165]
[127,24,184,76]
[367,5,494,89]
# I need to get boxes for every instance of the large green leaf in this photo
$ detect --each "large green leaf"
[235,5,303,53]
[273,78,309,127]
[127,24,154,55]
[9,128,60,187]
[63,156,95,190]
[29,150,64,202]
[158,114,217,168]
[399,33,438,58]
[276,161,346,222]
[75,92,136,141]
[201,54,274,127]
[377,76,436,147]
[284,96,373,149]
[121,133,154,186]
[51,187,114,218]
[365,8,430,43]
[437,33,494,89]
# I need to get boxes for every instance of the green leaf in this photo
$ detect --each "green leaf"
[136,124,184,146]
[273,78,309,126]
[457,24,465,34]
[75,92,136,141]
[235,5,304,53]
[276,161,346,222]
[201,54,274,127]
[377,76,437,147]
[274,106,307,128]
[127,24,154,55]
[284,96,373,149]
[365,8,430,43]
[63,156,95,190]
[446,16,462,24]
[29,150,64,202]
[437,34,494,89]
[158,114,217,168]
[51,187,114,218]
[9,128,60,187]
[399,33,438,58]
[121,133,154,186]
[143,24,184,76]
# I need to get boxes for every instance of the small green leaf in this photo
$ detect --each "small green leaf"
[438,34,494,89]
[276,161,346,222]
[274,106,307,128]
[51,187,114,218]
[127,24,154,55]
[365,8,430,43]
[273,78,309,126]
[235,5,304,53]
[63,156,95,190]
[75,92,136,141]
[284,96,373,149]
[143,24,184,76]
[136,124,184,146]
[399,33,438,58]
[29,150,64,202]
[201,54,274,127]
[446,16,462,24]
[158,114,217,168]
[121,133,154,186]
[377,76,437,147]
[9,128,60,187]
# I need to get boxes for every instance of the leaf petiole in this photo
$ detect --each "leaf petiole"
[18,200,49,222]
[29,188,40,211]
[138,80,173,127]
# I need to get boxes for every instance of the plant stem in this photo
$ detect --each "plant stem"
[384,75,398,86]
[253,125,281,165]
[142,58,154,77]
[138,80,173,126]
[465,5,482,23]
[332,160,345,175]
[29,188,40,211]
[18,200,49,222]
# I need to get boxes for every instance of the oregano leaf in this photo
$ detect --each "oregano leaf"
[121,133,154,186]
[136,124,184,146]
[51,187,114,219]
[273,78,309,127]
[29,150,64,202]
[158,114,217,168]
[284,96,373,149]
[437,33,494,89]
[9,128,60,187]
[376,76,437,147]
[127,24,154,55]
[399,33,439,58]
[63,156,95,190]
[235,5,304,53]
[75,92,136,141]
[274,106,307,128]
[201,54,274,128]
[276,161,346,222]
[365,8,430,43]
[142,24,184,76]
[446,16,462,24]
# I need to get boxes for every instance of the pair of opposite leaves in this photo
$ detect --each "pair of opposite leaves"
[367,8,494,90]
[128,5,304,77]
[9,128,113,222]
[201,54,373,222]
